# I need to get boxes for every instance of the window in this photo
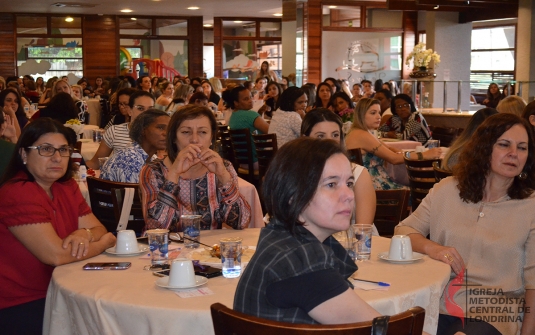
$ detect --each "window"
[119,17,189,78]
[16,15,83,80]
[217,18,282,80]
[470,25,515,90]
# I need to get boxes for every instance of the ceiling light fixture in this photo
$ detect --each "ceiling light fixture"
[203,24,213,27]
[65,17,74,22]
[131,17,137,21]
[434,5,439,9]
[187,6,200,10]
[273,13,283,17]
[328,6,337,9]
[234,20,243,23]
[120,9,132,13]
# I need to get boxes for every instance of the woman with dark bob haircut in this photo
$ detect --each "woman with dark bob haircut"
[235,138,424,325]
[139,105,251,233]
[267,87,306,147]
[0,118,116,334]
[378,93,432,144]
[397,113,535,335]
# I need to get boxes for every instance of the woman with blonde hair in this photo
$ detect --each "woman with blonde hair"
[166,84,194,114]
[496,95,526,116]
[346,98,440,190]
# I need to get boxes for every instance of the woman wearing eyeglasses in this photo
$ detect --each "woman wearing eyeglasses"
[378,94,432,145]
[0,118,116,334]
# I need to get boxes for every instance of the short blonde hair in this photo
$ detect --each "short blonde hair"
[496,95,526,117]
[351,98,380,131]
[209,77,223,93]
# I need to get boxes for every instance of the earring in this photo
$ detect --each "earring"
[519,171,527,180]
[23,161,27,165]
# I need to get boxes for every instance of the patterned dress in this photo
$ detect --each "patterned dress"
[139,159,251,233]
[378,112,432,145]
[362,152,407,190]
[100,142,148,183]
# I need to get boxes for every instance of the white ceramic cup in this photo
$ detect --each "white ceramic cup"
[388,235,413,260]
[415,145,425,153]
[115,230,138,254]
[168,258,196,287]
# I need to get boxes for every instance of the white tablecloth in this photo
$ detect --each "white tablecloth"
[44,231,450,335]
[81,125,99,140]
[78,175,264,229]
[79,140,101,161]
[86,99,101,126]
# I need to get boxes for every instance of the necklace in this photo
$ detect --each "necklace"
[477,203,485,221]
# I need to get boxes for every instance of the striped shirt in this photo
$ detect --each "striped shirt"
[103,123,132,151]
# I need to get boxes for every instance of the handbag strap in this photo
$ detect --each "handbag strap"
[371,315,390,335]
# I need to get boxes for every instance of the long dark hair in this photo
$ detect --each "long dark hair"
[262,137,345,234]
[301,108,344,143]
[0,118,76,187]
[0,88,25,120]
[276,87,306,112]
[313,82,332,108]
[454,113,535,202]
[39,92,79,124]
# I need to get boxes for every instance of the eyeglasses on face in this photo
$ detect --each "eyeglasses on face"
[27,145,73,157]
[396,103,410,110]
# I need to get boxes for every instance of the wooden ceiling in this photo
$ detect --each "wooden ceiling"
[386,0,518,22]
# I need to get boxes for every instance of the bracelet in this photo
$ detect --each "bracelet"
[416,152,424,161]
[83,228,94,242]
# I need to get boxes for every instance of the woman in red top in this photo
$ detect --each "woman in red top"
[0,118,116,335]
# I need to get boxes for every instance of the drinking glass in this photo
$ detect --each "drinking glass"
[352,224,372,261]
[220,237,243,278]
[181,215,201,248]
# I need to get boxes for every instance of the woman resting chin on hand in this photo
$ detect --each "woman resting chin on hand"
[0,118,116,335]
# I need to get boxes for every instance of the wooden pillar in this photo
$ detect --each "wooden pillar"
[0,13,16,77]
[402,11,417,79]
[83,15,118,81]
[187,16,203,78]
[214,18,223,78]
[305,0,322,84]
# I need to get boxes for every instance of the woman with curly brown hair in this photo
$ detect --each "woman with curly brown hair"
[396,113,535,335]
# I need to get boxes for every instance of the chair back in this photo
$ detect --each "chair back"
[111,187,145,235]
[229,128,257,185]
[403,152,440,211]
[86,176,140,233]
[347,148,363,165]
[430,127,460,147]
[374,189,410,237]
[252,133,278,188]
[433,161,452,182]
[218,125,238,171]
[210,303,425,335]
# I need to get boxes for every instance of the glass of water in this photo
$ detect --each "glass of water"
[220,237,243,278]
[352,224,372,261]
[180,215,201,248]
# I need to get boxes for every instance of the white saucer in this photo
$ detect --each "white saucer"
[79,139,92,143]
[378,252,425,263]
[105,246,149,256]
[155,276,208,289]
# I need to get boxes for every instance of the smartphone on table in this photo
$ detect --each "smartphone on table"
[83,262,132,270]
[153,265,222,278]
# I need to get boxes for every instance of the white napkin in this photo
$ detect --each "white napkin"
[350,278,390,291]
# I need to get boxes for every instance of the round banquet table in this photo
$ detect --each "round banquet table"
[43,229,450,335]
